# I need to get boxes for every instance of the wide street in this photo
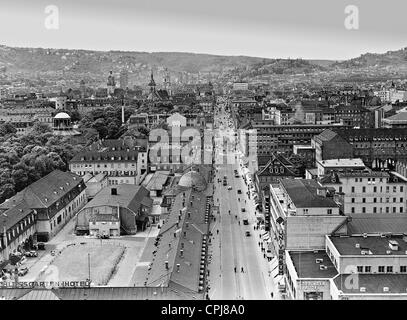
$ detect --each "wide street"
[207,98,276,300]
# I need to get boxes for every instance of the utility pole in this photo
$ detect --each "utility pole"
[88,253,91,284]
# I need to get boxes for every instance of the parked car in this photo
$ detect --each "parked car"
[17,267,28,277]
[35,243,45,250]
[241,208,246,213]
[25,251,38,258]
[243,219,249,225]
[237,189,242,194]
[227,186,232,190]
[100,234,110,239]
[245,231,251,237]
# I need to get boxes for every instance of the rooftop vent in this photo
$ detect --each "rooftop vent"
[316,258,323,264]
[319,265,328,270]
[360,287,366,293]
[386,250,392,255]
[383,287,389,292]
[355,243,360,248]
[363,233,368,238]
[389,240,399,251]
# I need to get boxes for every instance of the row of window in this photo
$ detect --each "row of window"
[346,186,404,193]
[357,265,407,273]
[350,206,404,214]
[351,197,404,203]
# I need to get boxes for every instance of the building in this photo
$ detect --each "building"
[242,122,350,156]
[0,170,87,242]
[267,179,345,276]
[311,129,354,162]
[316,158,366,177]
[75,184,152,236]
[53,112,81,136]
[107,71,116,95]
[320,170,407,215]
[0,201,37,263]
[382,112,407,128]
[119,69,129,89]
[69,149,147,186]
[332,128,407,168]
[82,172,109,201]
[334,104,375,128]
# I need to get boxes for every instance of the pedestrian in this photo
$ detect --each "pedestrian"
[263,253,266,259]
[241,267,244,273]
[238,221,240,225]
[271,292,274,299]
[217,229,219,235]
[234,267,237,273]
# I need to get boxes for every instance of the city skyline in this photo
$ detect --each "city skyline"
[0,0,406,60]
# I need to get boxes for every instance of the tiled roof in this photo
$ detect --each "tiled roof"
[82,185,150,215]
[346,215,407,236]
[70,150,138,162]
[0,170,83,211]
[313,129,338,142]
[0,200,33,232]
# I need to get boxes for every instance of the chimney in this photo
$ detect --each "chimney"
[317,187,326,197]
[389,240,399,251]
[111,188,117,196]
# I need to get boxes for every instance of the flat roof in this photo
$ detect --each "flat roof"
[318,158,365,168]
[289,251,338,279]
[280,179,338,208]
[329,235,407,255]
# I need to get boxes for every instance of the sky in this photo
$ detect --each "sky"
[0,0,406,60]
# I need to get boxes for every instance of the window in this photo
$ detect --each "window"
[327,209,332,215]
[373,198,377,203]
[351,186,355,193]
[401,198,404,203]
[351,198,355,203]
[373,187,377,192]
[386,266,393,273]
[393,186,397,193]
[401,186,404,192]
[365,266,371,273]
[357,266,363,273]
[401,207,404,213]
[362,207,366,213]
[339,187,343,193]
[362,186,366,193]
[400,266,407,273]
[373,207,377,213]
[386,207,389,213]
[378,266,385,273]
[351,207,355,214]
[303,209,309,214]
[362,198,366,203]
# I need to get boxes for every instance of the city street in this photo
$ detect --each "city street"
[207,100,276,300]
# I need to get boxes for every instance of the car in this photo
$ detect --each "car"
[17,267,28,277]
[100,234,110,239]
[241,208,246,213]
[227,186,232,190]
[35,243,45,250]
[25,251,38,258]
[223,181,227,186]
[243,219,249,225]
[245,231,251,237]
[237,189,242,194]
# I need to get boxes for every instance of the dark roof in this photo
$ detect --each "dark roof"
[70,150,138,162]
[0,200,33,232]
[288,251,338,279]
[280,179,338,208]
[333,274,407,294]
[328,235,407,255]
[346,215,407,235]
[0,170,83,211]
[0,286,201,300]
[82,185,150,214]
[333,128,407,141]
[313,129,338,142]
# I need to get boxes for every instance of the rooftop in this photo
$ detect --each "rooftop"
[318,158,365,168]
[280,179,339,208]
[329,235,407,256]
[346,214,407,236]
[289,251,338,279]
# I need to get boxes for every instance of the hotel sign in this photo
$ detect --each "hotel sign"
[0,280,91,289]
[299,280,326,291]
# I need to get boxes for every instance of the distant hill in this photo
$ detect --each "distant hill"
[0,44,406,80]
[332,47,407,69]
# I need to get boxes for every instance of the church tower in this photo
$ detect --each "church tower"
[107,71,116,95]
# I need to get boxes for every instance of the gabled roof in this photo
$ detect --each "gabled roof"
[0,200,33,232]
[0,170,83,210]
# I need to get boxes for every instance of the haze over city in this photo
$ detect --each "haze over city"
[0,0,406,60]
